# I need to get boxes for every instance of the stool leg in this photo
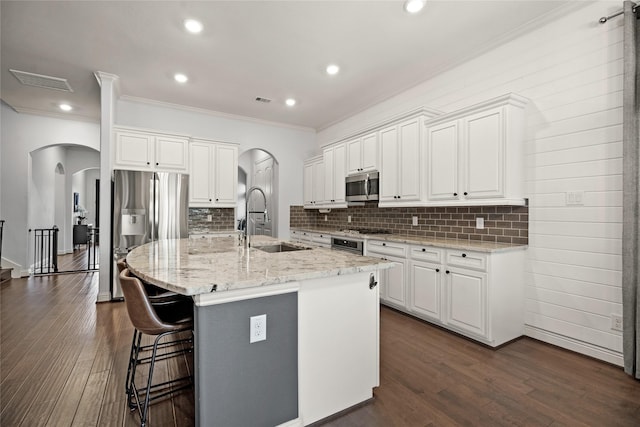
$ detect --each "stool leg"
[141,331,171,427]
[127,330,143,410]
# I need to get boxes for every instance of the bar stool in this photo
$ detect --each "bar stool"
[119,268,194,427]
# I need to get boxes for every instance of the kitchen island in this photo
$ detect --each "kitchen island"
[126,235,394,427]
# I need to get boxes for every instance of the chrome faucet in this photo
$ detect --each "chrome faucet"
[244,186,268,248]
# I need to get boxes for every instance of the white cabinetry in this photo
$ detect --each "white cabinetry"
[322,143,346,207]
[424,93,527,206]
[379,117,421,205]
[303,157,324,208]
[408,246,444,322]
[292,230,332,248]
[189,139,238,208]
[346,132,378,175]
[366,240,407,309]
[114,128,188,172]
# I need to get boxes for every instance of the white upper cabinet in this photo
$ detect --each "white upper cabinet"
[114,128,188,172]
[379,117,421,205]
[423,94,527,206]
[346,132,378,175]
[188,139,238,208]
[323,143,346,207]
[304,156,324,208]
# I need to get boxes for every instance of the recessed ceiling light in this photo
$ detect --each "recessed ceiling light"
[285,98,296,107]
[59,103,72,112]
[326,64,340,76]
[404,0,426,14]
[184,19,203,34]
[174,73,188,83]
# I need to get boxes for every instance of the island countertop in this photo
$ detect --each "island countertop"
[126,235,395,296]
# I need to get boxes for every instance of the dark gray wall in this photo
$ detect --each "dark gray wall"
[195,292,298,427]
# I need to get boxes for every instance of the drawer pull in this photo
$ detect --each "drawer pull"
[436,268,440,272]
[382,243,386,246]
[421,248,426,252]
[462,253,467,258]
[446,270,450,274]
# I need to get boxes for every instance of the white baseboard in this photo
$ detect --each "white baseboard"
[277,418,303,427]
[1,257,29,278]
[524,325,623,367]
[96,291,112,303]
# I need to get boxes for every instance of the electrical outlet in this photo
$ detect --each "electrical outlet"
[250,314,267,343]
[348,215,352,223]
[476,217,484,229]
[207,214,213,222]
[611,314,623,332]
[412,216,418,226]
[324,215,328,222]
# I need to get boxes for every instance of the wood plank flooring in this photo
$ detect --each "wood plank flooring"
[2,272,639,426]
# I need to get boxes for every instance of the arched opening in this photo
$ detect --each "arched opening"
[28,144,100,274]
[238,148,279,237]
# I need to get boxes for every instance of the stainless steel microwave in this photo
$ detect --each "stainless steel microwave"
[345,171,379,202]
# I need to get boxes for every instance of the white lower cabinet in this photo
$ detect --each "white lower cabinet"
[380,241,525,347]
[366,240,407,309]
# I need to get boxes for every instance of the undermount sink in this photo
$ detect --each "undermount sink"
[254,243,311,253]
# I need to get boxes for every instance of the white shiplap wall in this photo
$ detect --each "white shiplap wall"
[318,1,624,364]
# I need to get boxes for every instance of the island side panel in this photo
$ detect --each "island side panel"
[298,271,380,425]
[194,292,298,427]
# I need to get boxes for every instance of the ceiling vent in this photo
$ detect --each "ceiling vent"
[255,97,272,104]
[9,69,73,92]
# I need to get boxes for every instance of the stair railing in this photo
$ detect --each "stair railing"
[30,226,59,275]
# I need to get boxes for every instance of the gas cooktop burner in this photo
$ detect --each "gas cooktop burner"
[341,228,392,235]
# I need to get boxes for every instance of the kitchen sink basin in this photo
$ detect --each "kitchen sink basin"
[254,243,310,253]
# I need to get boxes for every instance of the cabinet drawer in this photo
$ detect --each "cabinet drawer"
[410,246,443,263]
[311,233,331,247]
[366,240,407,258]
[446,250,487,271]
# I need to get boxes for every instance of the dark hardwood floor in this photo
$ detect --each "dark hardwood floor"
[2,272,639,426]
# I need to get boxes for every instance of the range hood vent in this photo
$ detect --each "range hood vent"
[10,69,73,92]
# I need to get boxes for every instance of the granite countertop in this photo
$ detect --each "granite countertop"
[291,227,526,253]
[126,235,394,296]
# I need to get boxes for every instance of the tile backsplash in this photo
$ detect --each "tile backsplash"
[188,208,236,233]
[290,204,528,245]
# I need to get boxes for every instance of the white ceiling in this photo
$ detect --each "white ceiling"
[1,1,572,130]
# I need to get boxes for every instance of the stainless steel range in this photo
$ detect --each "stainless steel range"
[330,228,391,255]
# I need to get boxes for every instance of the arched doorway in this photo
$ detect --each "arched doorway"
[28,145,100,274]
[238,149,279,237]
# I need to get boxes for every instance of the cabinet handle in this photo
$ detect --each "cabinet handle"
[462,253,467,258]
[436,268,440,272]
[464,192,468,196]
[216,198,219,201]
[156,162,159,166]
[209,199,212,202]
[146,161,150,165]
[422,248,426,252]
[382,243,386,246]
[453,192,458,196]
[369,274,378,289]
[446,270,450,274]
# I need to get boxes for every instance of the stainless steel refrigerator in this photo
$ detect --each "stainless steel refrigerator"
[111,169,189,299]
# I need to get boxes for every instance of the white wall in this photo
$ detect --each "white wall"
[0,103,100,274]
[318,1,624,364]
[116,99,317,238]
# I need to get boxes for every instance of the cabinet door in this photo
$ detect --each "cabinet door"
[323,147,335,202]
[346,138,362,175]
[445,267,487,338]
[155,135,188,171]
[214,144,238,206]
[333,144,346,203]
[381,256,406,308]
[463,107,504,199]
[425,121,459,201]
[409,261,442,322]
[304,162,314,206]
[114,131,154,170]
[398,118,420,201]
[379,126,399,202]
[313,160,325,205]
[189,142,214,206]
[360,132,378,172]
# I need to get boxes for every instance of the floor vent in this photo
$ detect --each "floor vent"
[9,69,73,92]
